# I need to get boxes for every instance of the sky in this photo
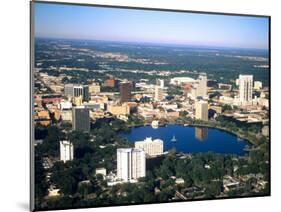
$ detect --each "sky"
[34,2,269,49]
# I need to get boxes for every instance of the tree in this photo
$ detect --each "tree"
[205,180,222,198]
[35,156,48,202]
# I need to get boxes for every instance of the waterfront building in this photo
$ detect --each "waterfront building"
[60,140,74,163]
[72,107,90,132]
[195,100,208,121]
[117,148,146,182]
[239,75,253,103]
[151,120,159,129]
[120,81,132,103]
[135,137,163,156]
[107,104,130,116]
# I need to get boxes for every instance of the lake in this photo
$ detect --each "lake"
[120,125,249,156]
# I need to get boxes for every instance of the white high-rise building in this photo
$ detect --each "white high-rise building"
[60,141,74,163]
[195,100,208,121]
[135,137,163,156]
[197,74,208,98]
[189,74,208,99]
[154,85,164,101]
[156,79,165,88]
[117,148,146,182]
[239,75,253,103]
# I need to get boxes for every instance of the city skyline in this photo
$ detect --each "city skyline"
[34,2,269,50]
[32,2,270,210]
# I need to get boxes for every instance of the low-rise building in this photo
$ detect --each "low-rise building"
[170,77,195,86]
[135,137,163,157]
[89,83,101,94]
[254,81,263,90]
[107,104,130,116]
[59,100,72,110]
[35,110,51,126]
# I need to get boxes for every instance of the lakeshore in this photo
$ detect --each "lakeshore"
[120,124,249,156]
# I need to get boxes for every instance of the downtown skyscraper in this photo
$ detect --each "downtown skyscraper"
[72,107,90,132]
[119,81,132,103]
[239,75,253,103]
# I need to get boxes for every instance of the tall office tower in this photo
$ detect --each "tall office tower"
[197,74,208,98]
[73,85,84,97]
[154,85,164,101]
[64,84,89,101]
[60,140,74,163]
[64,84,75,97]
[239,75,253,103]
[156,79,165,88]
[195,100,209,121]
[120,81,132,103]
[135,137,163,156]
[82,85,89,101]
[190,82,199,99]
[72,107,90,132]
[117,148,146,182]
[195,127,208,141]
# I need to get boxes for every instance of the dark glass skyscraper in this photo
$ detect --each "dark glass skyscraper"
[72,107,90,132]
[120,81,132,103]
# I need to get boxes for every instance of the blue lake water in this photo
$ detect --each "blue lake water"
[120,125,248,156]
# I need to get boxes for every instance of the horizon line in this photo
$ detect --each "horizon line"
[34,36,269,51]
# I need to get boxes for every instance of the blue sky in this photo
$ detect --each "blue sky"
[34,2,269,49]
